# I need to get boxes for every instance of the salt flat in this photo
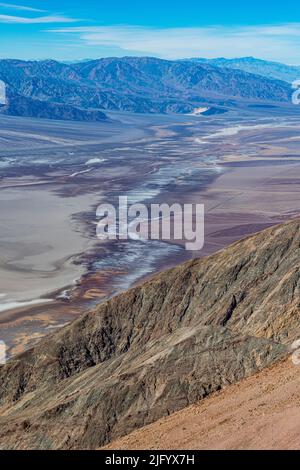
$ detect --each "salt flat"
[0,186,96,306]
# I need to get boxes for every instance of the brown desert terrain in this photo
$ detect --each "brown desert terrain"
[1,115,300,357]
[0,218,299,449]
[104,358,300,450]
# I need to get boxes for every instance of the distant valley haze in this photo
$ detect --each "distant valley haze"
[1,1,300,121]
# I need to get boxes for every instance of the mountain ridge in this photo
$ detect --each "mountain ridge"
[103,357,300,450]
[188,56,300,83]
[0,217,299,449]
[0,56,292,121]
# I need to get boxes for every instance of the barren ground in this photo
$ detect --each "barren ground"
[103,358,300,450]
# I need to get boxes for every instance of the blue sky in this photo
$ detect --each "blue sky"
[0,1,300,63]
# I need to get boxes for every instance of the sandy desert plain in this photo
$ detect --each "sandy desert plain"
[0,105,300,356]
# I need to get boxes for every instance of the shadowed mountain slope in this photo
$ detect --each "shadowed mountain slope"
[190,57,300,84]
[0,218,299,449]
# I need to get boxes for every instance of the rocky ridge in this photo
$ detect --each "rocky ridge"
[0,218,299,449]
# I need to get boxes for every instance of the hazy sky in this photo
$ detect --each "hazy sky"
[0,1,300,63]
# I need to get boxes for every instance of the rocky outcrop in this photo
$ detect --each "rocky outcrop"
[0,218,299,449]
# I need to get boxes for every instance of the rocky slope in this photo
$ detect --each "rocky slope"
[0,57,292,120]
[104,358,300,450]
[0,218,299,449]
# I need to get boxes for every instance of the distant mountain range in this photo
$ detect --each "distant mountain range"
[189,57,300,83]
[0,57,293,121]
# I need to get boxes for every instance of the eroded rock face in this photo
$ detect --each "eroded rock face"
[0,218,299,449]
